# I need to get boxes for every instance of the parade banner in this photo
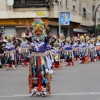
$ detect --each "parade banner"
[60,12,70,25]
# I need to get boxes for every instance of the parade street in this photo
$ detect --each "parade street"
[1,61,100,100]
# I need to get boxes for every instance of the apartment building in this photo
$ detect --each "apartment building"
[0,0,100,37]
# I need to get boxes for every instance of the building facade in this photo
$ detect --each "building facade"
[0,0,100,37]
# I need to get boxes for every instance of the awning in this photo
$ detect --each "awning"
[83,7,91,14]
[73,28,87,33]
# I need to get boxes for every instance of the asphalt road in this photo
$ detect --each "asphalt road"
[1,61,100,100]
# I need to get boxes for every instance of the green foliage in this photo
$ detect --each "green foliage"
[97,24,100,32]
[90,24,100,32]
[90,25,95,31]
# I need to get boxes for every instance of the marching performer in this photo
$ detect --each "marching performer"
[20,32,30,66]
[85,36,90,63]
[28,18,54,97]
[64,37,74,66]
[52,41,61,69]
[73,37,79,61]
[79,36,87,64]
[96,35,100,60]
[5,35,16,70]
[59,33,65,65]
[89,39,97,62]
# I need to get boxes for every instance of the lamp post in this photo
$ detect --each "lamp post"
[94,4,100,37]
[58,0,61,35]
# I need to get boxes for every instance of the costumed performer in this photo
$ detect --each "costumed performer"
[28,18,54,97]
[20,32,30,66]
[5,35,16,70]
[64,37,74,66]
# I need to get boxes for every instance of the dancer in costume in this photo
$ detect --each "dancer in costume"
[28,18,54,97]
[79,36,87,64]
[0,34,6,68]
[73,37,79,61]
[5,35,16,70]
[96,35,100,60]
[58,33,65,64]
[64,37,74,66]
[89,39,97,62]
[52,40,61,69]
[20,32,30,66]
[85,36,90,63]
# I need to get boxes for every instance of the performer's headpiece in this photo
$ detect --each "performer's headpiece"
[21,32,26,38]
[97,35,100,41]
[80,36,84,40]
[86,36,89,40]
[7,35,13,40]
[59,33,64,38]
[74,37,78,42]
[32,18,45,35]
[90,39,94,43]
[66,37,71,43]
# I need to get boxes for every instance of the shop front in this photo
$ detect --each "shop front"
[0,18,80,37]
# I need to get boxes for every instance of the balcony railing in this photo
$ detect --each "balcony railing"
[13,1,50,8]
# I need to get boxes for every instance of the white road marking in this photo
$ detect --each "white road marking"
[1,92,100,98]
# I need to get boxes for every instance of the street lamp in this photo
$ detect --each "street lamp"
[94,4,100,37]
[58,0,61,35]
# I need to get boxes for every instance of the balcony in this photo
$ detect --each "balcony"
[13,0,50,8]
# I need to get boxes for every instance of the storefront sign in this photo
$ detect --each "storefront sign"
[0,18,80,28]
[60,12,70,25]
[36,11,46,17]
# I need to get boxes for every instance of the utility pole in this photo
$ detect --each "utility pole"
[58,0,61,35]
[94,4,100,37]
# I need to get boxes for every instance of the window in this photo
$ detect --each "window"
[66,0,69,7]
[72,0,76,10]
[21,0,25,4]
[98,11,100,19]
[13,0,50,8]
[83,8,86,17]
[14,0,21,4]
[92,5,95,20]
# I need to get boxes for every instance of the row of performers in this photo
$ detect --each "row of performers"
[4,34,100,69]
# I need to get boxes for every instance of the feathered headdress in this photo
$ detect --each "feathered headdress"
[32,18,45,34]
